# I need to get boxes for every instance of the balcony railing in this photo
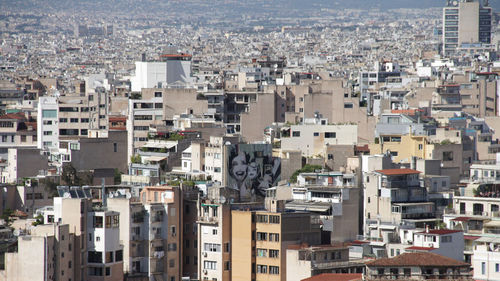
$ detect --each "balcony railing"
[197,216,218,224]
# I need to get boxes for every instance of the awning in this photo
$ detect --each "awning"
[143,156,167,162]
[483,220,500,228]
[142,142,176,149]
[476,236,500,243]
[285,202,331,212]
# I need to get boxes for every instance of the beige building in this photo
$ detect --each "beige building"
[231,200,321,281]
[2,223,74,281]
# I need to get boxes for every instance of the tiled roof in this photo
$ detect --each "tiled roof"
[406,246,435,251]
[301,273,362,281]
[451,217,471,222]
[375,168,420,176]
[366,252,468,267]
[416,229,462,235]
[0,112,25,120]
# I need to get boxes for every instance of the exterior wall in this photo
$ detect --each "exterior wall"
[370,133,428,163]
[7,148,49,183]
[70,130,128,173]
[473,244,500,281]
[282,124,357,158]
[37,96,59,149]
[413,232,464,261]
[240,92,276,143]
[458,1,480,45]
[286,249,312,281]
[231,211,254,281]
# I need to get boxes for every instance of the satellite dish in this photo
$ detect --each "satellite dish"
[126,192,132,199]
[109,193,114,199]
[63,192,71,198]
[220,196,226,204]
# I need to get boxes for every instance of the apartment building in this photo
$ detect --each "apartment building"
[408,229,464,261]
[0,112,37,152]
[365,252,472,280]
[473,234,500,281]
[442,0,492,55]
[281,118,358,157]
[231,200,322,281]
[197,187,238,281]
[57,91,108,139]
[2,223,74,281]
[37,96,59,150]
[364,169,435,232]
[286,243,364,281]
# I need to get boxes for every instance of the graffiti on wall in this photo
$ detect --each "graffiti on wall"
[226,144,280,199]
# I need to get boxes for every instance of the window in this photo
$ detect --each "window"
[257,265,267,274]
[88,267,103,276]
[292,131,300,137]
[105,267,110,276]
[325,132,336,138]
[256,232,267,241]
[42,110,57,118]
[269,215,280,224]
[225,261,230,271]
[204,261,217,270]
[169,259,175,268]
[269,249,279,258]
[443,151,453,161]
[313,132,319,137]
[482,262,486,275]
[256,215,268,223]
[115,250,123,262]
[495,263,499,272]
[418,144,423,150]
[269,266,279,275]
[204,243,221,252]
[257,248,267,257]
[390,136,401,142]
[70,118,78,123]
[155,92,162,97]
[80,118,89,123]
[344,103,353,108]
[441,236,452,243]
[43,131,52,136]
[93,216,103,228]
[269,233,279,242]
[59,118,68,123]
[224,242,230,252]
[88,251,102,263]
[212,229,217,235]
[59,107,79,112]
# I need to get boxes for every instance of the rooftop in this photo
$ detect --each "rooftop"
[366,252,468,267]
[375,168,420,176]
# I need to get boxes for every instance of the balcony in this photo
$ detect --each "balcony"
[197,216,218,224]
[151,251,165,259]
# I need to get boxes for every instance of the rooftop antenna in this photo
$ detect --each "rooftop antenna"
[101,178,107,207]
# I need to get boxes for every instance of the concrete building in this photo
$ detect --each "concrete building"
[2,224,74,281]
[365,252,472,280]
[286,243,364,281]
[131,53,193,92]
[408,229,464,261]
[442,0,493,55]
[473,234,500,281]
[231,200,322,281]
[281,119,358,157]
[37,96,59,150]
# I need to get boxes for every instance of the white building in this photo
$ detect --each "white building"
[37,96,59,150]
[473,235,500,281]
[281,120,358,157]
[131,54,193,92]
[408,229,464,261]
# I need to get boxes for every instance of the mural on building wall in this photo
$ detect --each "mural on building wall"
[226,144,280,199]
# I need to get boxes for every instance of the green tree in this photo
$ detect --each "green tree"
[1,209,14,227]
[290,164,322,183]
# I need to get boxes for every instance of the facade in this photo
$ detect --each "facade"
[442,0,493,55]
[231,200,322,281]
[365,252,472,280]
